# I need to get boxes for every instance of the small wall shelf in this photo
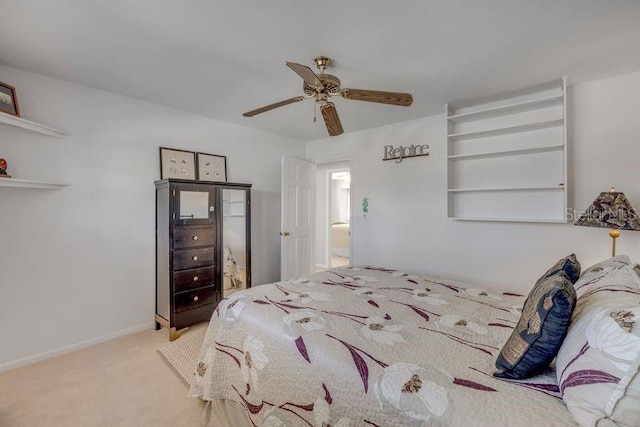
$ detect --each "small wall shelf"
[0,113,69,138]
[445,77,568,223]
[0,178,70,190]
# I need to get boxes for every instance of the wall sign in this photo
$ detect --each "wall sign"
[382,144,430,163]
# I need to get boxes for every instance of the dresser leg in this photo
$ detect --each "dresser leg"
[155,321,162,331]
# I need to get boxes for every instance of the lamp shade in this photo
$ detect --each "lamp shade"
[574,190,640,230]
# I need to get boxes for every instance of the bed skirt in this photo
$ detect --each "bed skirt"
[203,399,251,427]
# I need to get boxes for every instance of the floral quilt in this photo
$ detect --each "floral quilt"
[190,266,576,426]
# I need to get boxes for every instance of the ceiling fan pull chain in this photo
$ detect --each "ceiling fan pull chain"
[314,102,317,123]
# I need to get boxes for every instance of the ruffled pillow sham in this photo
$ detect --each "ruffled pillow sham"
[556,257,640,427]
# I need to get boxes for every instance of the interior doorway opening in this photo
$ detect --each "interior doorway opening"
[314,160,352,271]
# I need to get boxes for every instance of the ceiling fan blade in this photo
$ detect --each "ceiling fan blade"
[341,88,413,106]
[320,102,344,137]
[286,62,324,88]
[243,96,305,117]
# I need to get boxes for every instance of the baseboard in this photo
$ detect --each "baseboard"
[0,322,154,374]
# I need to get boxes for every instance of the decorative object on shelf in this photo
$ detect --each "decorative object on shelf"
[446,77,567,223]
[382,144,430,163]
[160,147,196,180]
[196,152,227,182]
[574,187,640,256]
[0,81,20,117]
[0,158,10,178]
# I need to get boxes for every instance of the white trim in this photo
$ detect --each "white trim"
[0,322,154,374]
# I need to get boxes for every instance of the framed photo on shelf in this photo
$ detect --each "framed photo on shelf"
[159,147,196,180]
[197,152,227,182]
[0,81,20,117]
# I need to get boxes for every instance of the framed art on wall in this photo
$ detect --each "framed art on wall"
[0,81,20,117]
[197,152,227,182]
[159,147,196,180]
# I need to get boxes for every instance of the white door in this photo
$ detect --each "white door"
[281,156,314,280]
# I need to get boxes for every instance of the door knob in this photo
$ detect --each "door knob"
[280,231,291,236]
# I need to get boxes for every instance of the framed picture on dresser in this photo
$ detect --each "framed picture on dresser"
[196,152,227,182]
[159,147,196,180]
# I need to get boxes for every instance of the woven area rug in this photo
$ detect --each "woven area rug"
[158,323,208,388]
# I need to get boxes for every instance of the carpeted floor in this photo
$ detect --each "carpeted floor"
[0,326,206,427]
[158,324,207,387]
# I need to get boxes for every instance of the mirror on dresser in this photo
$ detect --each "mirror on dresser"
[222,188,251,298]
[178,191,210,220]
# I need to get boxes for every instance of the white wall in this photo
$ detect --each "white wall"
[0,65,303,368]
[306,71,640,292]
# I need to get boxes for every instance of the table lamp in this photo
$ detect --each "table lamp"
[574,187,640,256]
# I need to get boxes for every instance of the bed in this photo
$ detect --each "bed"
[331,222,350,258]
[189,266,577,426]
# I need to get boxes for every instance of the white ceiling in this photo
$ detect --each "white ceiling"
[2,1,640,142]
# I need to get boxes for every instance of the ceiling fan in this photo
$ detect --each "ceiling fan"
[242,55,414,137]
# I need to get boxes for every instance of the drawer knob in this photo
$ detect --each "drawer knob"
[194,296,199,302]
[192,235,199,241]
[193,276,199,282]
[192,256,199,261]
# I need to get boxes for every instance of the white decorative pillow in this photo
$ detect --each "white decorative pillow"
[556,260,640,427]
[573,255,632,298]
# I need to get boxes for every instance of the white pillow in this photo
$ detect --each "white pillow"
[556,259,640,427]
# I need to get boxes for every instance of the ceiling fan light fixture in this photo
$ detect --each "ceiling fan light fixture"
[313,55,332,72]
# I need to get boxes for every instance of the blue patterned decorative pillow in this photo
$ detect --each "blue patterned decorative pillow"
[540,254,581,284]
[494,272,577,379]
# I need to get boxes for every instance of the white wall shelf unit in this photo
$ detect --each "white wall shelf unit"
[0,178,70,190]
[446,77,568,223]
[0,113,69,138]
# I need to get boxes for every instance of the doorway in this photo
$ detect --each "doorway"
[314,160,352,271]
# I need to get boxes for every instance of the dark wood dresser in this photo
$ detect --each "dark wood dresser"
[155,179,251,340]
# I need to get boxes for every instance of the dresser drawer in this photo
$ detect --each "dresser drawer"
[173,267,215,292]
[174,227,215,249]
[173,303,216,330]
[174,286,216,313]
[173,247,215,271]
